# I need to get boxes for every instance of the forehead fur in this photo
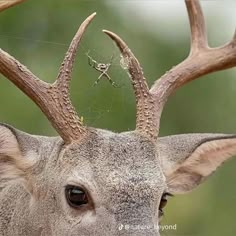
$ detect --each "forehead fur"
[59,129,166,198]
[59,130,164,178]
[57,129,166,226]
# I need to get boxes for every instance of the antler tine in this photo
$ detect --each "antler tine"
[0,11,96,143]
[0,0,26,12]
[56,13,96,91]
[103,30,156,138]
[149,0,236,138]
[186,0,208,52]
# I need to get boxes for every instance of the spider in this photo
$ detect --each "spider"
[86,51,119,88]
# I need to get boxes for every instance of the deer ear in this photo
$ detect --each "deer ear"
[0,123,62,192]
[0,124,35,186]
[158,134,236,194]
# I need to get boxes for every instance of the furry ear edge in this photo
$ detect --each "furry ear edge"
[158,134,236,194]
[0,124,34,187]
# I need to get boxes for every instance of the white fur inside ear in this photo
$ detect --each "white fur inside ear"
[0,126,21,158]
[166,138,236,194]
[184,138,236,177]
[0,126,33,184]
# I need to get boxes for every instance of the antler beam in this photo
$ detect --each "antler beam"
[104,0,236,140]
[0,0,96,143]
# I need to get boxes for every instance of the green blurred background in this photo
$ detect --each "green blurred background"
[0,1,235,235]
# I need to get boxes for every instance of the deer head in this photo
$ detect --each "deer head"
[0,0,236,235]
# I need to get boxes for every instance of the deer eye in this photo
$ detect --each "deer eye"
[65,185,88,208]
[159,193,172,217]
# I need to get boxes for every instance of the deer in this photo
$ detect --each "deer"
[0,0,236,235]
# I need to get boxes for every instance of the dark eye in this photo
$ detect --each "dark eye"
[65,185,88,208]
[159,193,172,217]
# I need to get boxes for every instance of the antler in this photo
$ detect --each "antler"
[104,0,236,140]
[0,0,96,143]
[102,30,155,138]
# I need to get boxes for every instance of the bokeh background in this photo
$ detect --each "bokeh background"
[0,0,236,235]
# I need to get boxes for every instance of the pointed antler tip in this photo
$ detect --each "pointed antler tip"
[102,30,115,39]
[85,12,97,22]
[102,30,123,46]
[91,12,97,17]
[105,31,128,54]
[102,29,114,37]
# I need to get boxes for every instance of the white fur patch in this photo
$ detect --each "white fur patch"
[166,138,236,193]
[186,139,236,176]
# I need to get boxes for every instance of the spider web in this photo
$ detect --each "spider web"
[0,33,136,132]
[77,38,135,130]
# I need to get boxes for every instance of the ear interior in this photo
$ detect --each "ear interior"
[0,125,33,186]
[183,138,236,176]
[159,135,236,194]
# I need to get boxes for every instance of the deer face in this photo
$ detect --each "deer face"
[31,130,164,235]
[59,131,164,235]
